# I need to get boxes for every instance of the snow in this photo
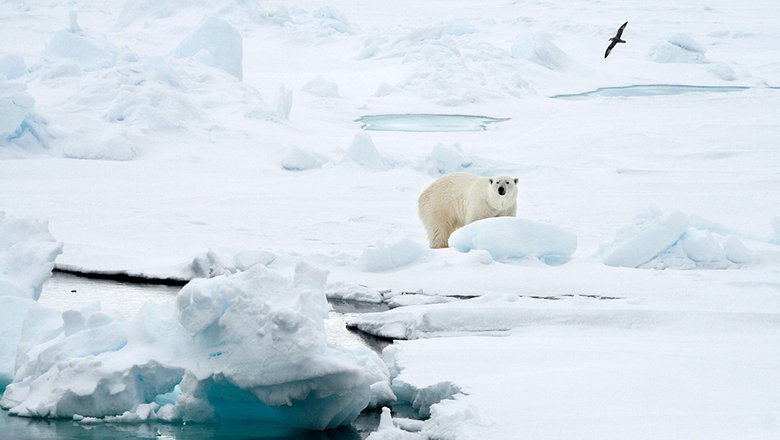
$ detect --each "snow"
[360,239,426,272]
[0,55,27,80]
[1,263,392,430]
[173,17,243,80]
[449,217,577,264]
[2,0,780,438]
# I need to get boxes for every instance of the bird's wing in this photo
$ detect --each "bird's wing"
[604,40,617,58]
[615,21,628,38]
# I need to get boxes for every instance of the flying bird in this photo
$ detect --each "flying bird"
[604,21,628,58]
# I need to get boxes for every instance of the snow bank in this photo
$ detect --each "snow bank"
[448,217,577,265]
[511,32,571,71]
[360,238,426,272]
[343,131,387,170]
[280,146,327,171]
[0,55,27,80]
[302,76,340,98]
[602,209,754,269]
[2,264,392,430]
[416,142,512,177]
[0,212,63,301]
[43,30,117,71]
[189,247,276,278]
[0,82,50,150]
[648,34,708,64]
[173,17,243,80]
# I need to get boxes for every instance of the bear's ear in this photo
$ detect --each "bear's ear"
[489,179,493,184]
[514,178,518,184]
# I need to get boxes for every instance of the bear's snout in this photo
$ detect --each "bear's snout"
[498,186,506,196]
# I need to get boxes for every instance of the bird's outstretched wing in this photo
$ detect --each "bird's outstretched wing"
[615,21,628,39]
[604,40,617,58]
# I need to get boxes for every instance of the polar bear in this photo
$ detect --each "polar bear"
[418,172,518,249]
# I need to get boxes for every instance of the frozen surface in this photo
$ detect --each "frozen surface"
[551,84,750,99]
[356,114,509,132]
[1,264,392,430]
[2,0,780,438]
[448,217,577,264]
[0,212,62,392]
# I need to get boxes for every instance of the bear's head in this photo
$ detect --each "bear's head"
[487,176,518,210]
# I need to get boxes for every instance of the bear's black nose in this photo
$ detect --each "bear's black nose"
[498,186,506,196]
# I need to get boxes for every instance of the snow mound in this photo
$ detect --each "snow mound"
[188,247,276,278]
[602,209,753,269]
[173,17,243,80]
[0,82,50,151]
[360,238,426,272]
[417,142,508,176]
[511,32,571,71]
[420,142,474,175]
[280,146,327,171]
[343,131,387,170]
[649,34,708,64]
[708,62,738,81]
[43,30,117,71]
[302,76,340,98]
[2,264,391,429]
[0,54,27,80]
[368,407,423,440]
[448,217,577,265]
[0,212,63,300]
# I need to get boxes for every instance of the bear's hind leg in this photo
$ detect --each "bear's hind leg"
[428,226,450,249]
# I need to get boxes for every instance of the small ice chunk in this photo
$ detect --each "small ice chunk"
[603,211,688,268]
[344,132,386,170]
[360,239,425,272]
[722,235,751,264]
[173,17,243,80]
[681,228,721,263]
[280,146,326,171]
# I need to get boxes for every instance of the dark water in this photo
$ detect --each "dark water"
[550,84,750,100]
[0,409,380,440]
[356,113,509,132]
[1,274,390,440]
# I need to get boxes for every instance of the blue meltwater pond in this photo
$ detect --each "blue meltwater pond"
[550,84,751,99]
[356,113,509,132]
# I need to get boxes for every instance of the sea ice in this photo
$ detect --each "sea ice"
[280,146,327,171]
[343,131,386,170]
[173,17,243,80]
[0,55,27,80]
[0,212,62,391]
[511,32,572,71]
[360,239,426,272]
[302,76,340,98]
[448,217,577,264]
[602,209,754,269]
[2,264,392,430]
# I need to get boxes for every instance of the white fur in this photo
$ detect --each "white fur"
[418,172,518,249]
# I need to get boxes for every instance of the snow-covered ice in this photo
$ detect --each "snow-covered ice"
[449,217,577,264]
[2,0,780,438]
[1,263,392,430]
